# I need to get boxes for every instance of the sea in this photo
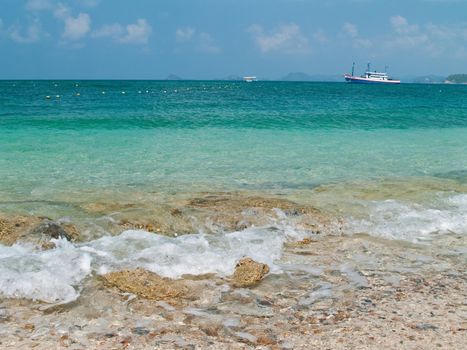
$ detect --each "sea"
[0,80,466,303]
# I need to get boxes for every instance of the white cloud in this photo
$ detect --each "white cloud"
[176,27,195,42]
[386,16,429,49]
[62,12,91,40]
[54,2,71,20]
[52,3,91,42]
[76,0,101,7]
[248,23,310,54]
[9,18,47,43]
[390,15,419,35]
[340,22,372,48]
[384,15,467,57]
[342,22,358,38]
[25,0,52,11]
[92,19,151,45]
[197,32,221,53]
[92,23,124,39]
[312,29,328,43]
[119,19,151,44]
[174,27,220,53]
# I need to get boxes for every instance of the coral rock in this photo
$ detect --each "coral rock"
[102,268,190,300]
[232,258,269,287]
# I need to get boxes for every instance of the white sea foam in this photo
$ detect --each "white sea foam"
[0,239,91,303]
[0,224,309,303]
[348,194,467,241]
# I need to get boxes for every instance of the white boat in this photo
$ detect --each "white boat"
[243,76,257,82]
[344,63,400,84]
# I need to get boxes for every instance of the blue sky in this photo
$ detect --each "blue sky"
[1,0,467,79]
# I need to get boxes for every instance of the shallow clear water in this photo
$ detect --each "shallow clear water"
[1,80,466,303]
[1,80,466,196]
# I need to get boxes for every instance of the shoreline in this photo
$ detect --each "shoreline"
[0,189,466,348]
[0,232,465,349]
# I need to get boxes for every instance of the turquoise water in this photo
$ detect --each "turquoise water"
[1,80,467,199]
[1,80,467,303]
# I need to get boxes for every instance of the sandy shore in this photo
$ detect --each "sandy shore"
[0,237,465,349]
[0,192,466,349]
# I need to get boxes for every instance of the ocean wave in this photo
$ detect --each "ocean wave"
[0,223,309,304]
[347,193,467,241]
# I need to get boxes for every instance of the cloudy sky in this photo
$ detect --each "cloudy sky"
[1,0,467,79]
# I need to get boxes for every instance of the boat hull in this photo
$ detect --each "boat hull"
[344,75,400,84]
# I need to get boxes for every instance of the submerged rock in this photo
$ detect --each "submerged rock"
[186,193,337,234]
[102,268,191,301]
[232,258,269,287]
[29,220,78,241]
[81,202,136,214]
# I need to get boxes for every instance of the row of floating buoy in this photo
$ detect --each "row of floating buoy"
[42,87,215,100]
[44,90,176,99]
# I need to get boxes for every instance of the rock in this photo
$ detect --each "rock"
[0,216,82,249]
[0,215,41,245]
[30,220,74,240]
[170,208,182,217]
[186,193,337,234]
[80,202,135,214]
[234,332,257,344]
[414,323,438,330]
[232,258,269,288]
[102,268,191,301]
[27,219,79,248]
[118,219,163,233]
[132,327,150,335]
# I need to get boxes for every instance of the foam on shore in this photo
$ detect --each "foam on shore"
[347,193,467,241]
[0,239,91,303]
[0,193,465,304]
[0,223,309,303]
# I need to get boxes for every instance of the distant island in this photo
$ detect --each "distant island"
[444,74,467,84]
[165,74,182,81]
[410,75,445,84]
[279,72,450,83]
[160,72,467,84]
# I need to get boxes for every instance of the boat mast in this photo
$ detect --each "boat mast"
[367,62,370,72]
[351,62,355,76]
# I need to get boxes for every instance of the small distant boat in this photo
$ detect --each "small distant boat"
[243,76,257,82]
[344,63,400,84]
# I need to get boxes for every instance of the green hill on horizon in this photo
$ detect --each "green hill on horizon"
[445,74,467,84]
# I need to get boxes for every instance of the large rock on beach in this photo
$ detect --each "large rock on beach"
[232,257,270,287]
[0,215,80,248]
[0,215,41,245]
[102,268,191,301]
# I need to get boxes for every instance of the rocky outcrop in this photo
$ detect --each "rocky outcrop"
[27,219,79,249]
[186,193,334,234]
[232,258,270,288]
[102,268,191,301]
[29,220,78,241]
[77,193,339,237]
[0,216,79,248]
[0,215,41,246]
